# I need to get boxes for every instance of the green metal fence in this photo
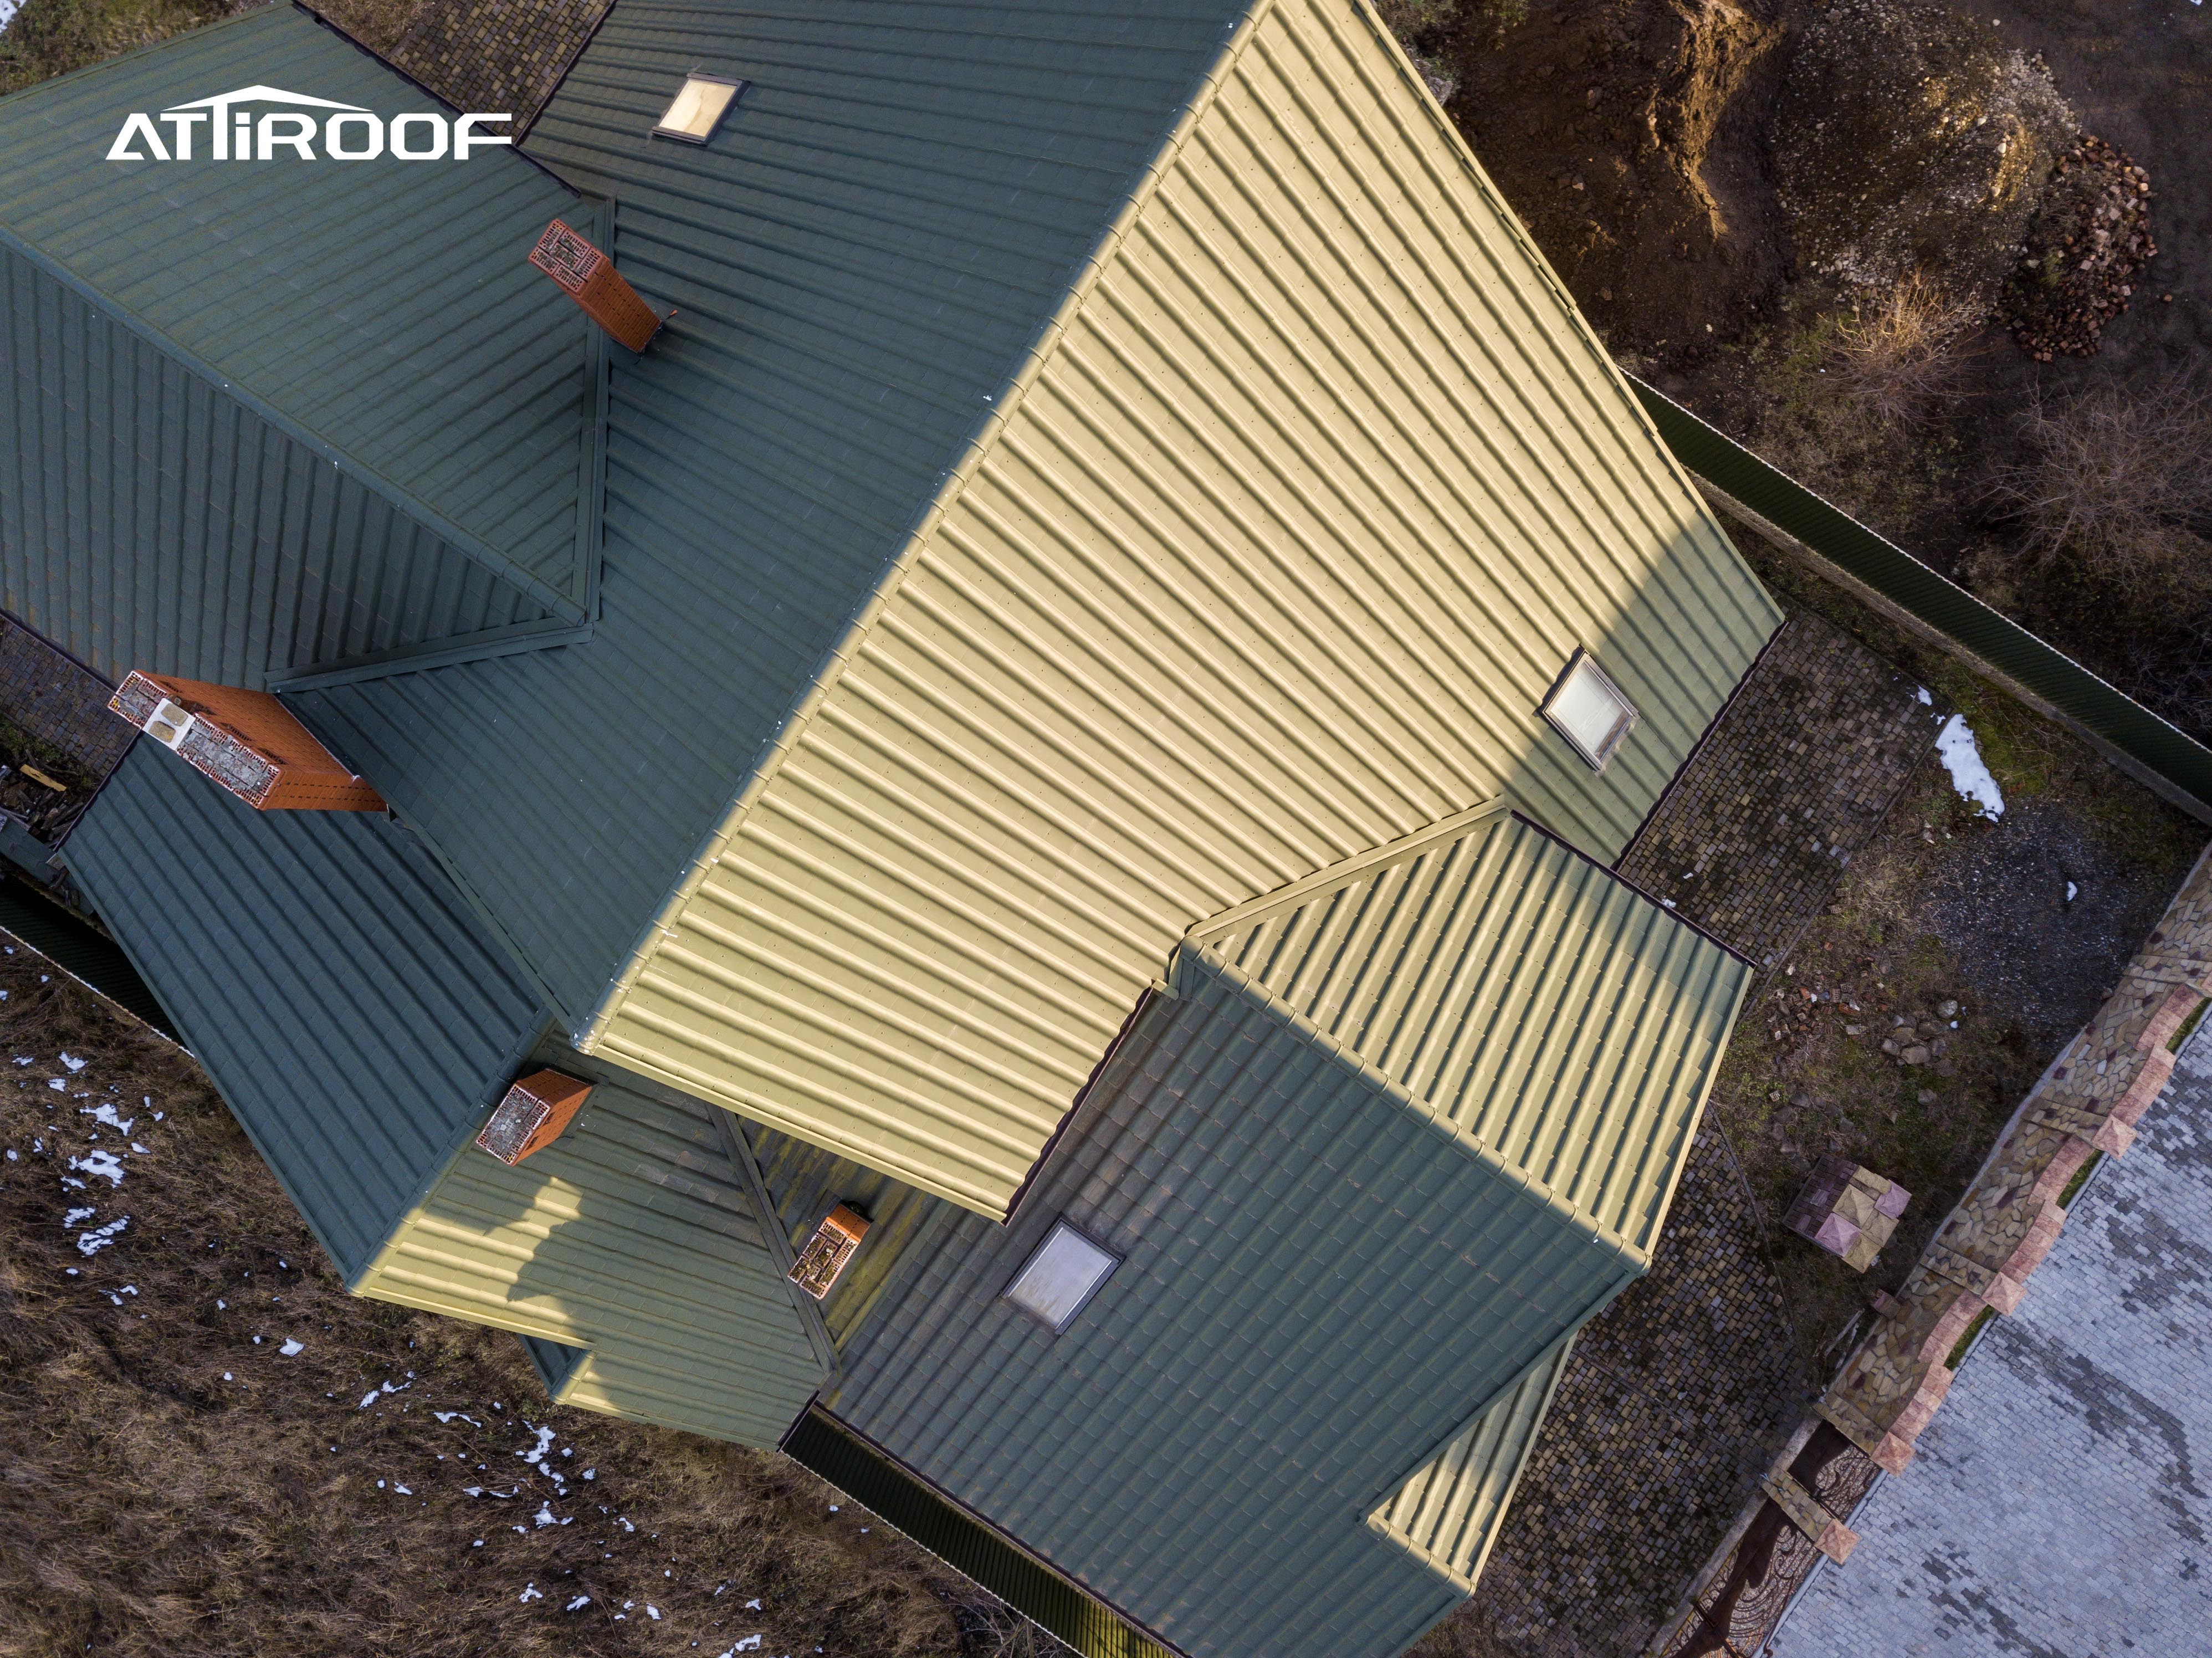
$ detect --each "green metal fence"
[1629,376,2212,822]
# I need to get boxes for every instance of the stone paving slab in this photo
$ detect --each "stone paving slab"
[1618,610,1936,971]
[1769,1027,2212,1657]
[0,620,134,784]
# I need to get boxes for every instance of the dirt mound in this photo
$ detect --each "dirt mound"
[1774,0,2071,311]
[2000,135,2160,360]
[1433,0,1786,350]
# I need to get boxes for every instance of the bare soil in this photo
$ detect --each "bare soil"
[0,953,1043,1658]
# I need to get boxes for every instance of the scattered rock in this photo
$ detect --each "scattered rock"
[1901,1045,1931,1066]
[1999,134,2157,359]
[1774,0,2072,311]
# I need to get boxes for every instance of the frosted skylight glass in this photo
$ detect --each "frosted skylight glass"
[653,74,744,144]
[1003,1220,1119,1334]
[1542,651,1637,769]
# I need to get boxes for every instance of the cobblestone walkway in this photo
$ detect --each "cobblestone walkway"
[0,620,133,782]
[1421,1130,1803,1658]
[390,0,612,131]
[1618,611,1935,971]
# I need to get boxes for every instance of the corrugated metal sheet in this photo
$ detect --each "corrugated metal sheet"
[294,0,1245,1027]
[358,1066,827,1447]
[1365,1333,1573,1594]
[747,1123,956,1347]
[0,6,598,613]
[0,244,552,690]
[61,742,546,1278]
[1192,808,1749,1252]
[831,955,1638,1658]
[584,0,1779,1216]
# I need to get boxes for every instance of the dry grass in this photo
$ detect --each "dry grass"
[1827,272,1984,428]
[0,946,1020,1658]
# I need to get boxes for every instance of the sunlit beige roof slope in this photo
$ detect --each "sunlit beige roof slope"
[581,0,1781,1215]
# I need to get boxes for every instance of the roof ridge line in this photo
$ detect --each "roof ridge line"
[572,0,1288,1055]
[1184,797,1514,950]
[1170,939,1650,1275]
[0,220,588,628]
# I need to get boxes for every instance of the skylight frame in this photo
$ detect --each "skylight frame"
[651,73,746,145]
[1540,647,1639,770]
[1001,1217,1121,1335]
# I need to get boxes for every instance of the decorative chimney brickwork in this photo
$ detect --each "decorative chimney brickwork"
[109,672,384,812]
[476,1070,594,1166]
[529,219,663,352]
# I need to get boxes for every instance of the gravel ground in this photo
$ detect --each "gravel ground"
[1922,792,2189,1050]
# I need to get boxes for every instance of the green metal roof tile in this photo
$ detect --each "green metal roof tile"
[0,6,599,615]
[62,741,547,1278]
[0,244,555,690]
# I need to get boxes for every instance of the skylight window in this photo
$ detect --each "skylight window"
[1002,1219,1119,1334]
[1542,649,1638,769]
[652,73,745,144]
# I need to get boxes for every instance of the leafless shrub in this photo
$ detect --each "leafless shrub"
[1984,370,2212,608]
[940,1582,1078,1658]
[1828,273,1983,426]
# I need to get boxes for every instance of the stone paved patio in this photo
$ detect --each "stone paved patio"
[1416,1130,1804,1658]
[1619,610,1936,971]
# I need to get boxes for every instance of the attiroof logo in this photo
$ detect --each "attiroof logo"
[106,84,511,161]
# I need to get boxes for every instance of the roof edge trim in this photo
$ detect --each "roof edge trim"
[1168,941,1650,1275]
[0,219,590,628]
[570,0,1287,1057]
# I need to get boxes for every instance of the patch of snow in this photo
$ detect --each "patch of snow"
[4,1149,14,1161]
[75,1215,128,1256]
[47,1078,64,1092]
[518,1426,556,1467]
[68,1149,125,1186]
[1934,715,2005,818]
[746,1599,762,1611]
[64,1206,95,1226]
[222,1372,233,1381]
[79,1103,131,1133]
[1916,685,1933,705]
[279,1338,304,1356]
[60,1052,86,1072]
[648,1606,660,1620]
[566,1595,592,1612]
[2066,881,2079,902]
[581,1467,595,1480]
[534,1503,557,1527]
[519,1583,543,1604]
[360,1379,409,1409]
[734,1638,764,1652]
[395,1483,413,1495]
[12,1056,28,1066]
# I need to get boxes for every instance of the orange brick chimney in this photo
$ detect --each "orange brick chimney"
[109,672,385,812]
[529,219,664,352]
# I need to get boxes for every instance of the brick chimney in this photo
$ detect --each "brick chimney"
[476,1070,594,1166]
[529,219,664,352]
[110,672,384,812]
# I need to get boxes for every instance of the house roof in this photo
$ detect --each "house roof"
[827,804,1745,1658]
[289,0,1245,1027]
[0,238,559,692]
[0,6,601,619]
[567,0,1779,1215]
[357,1049,833,1447]
[63,741,546,1278]
[67,739,827,1446]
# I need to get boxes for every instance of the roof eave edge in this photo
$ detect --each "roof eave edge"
[570,0,1287,1056]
